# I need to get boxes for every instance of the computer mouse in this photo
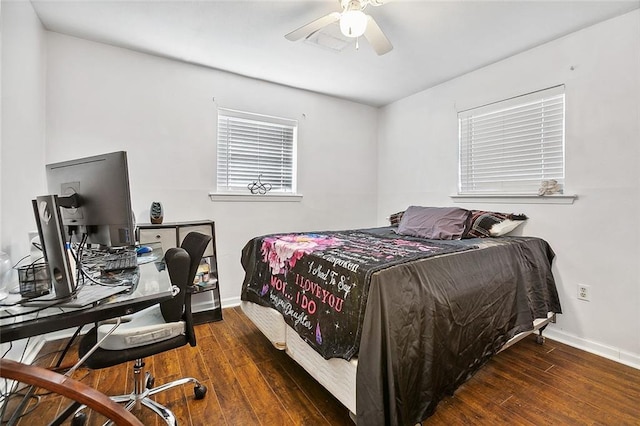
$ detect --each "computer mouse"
[136,246,153,255]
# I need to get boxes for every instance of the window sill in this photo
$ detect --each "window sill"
[450,194,577,205]
[209,192,303,202]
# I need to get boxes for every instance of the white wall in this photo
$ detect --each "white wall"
[0,0,47,261]
[45,33,379,306]
[378,10,640,367]
[0,0,3,246]
[0,0,48,365]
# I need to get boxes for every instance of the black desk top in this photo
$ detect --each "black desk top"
[0,247,173,343]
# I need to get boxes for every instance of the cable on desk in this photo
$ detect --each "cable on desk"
[77,242,137,287]
[78,267,127,287]
[9,255,30,271]
[74,234,88,285]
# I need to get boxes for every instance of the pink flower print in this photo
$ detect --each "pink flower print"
[261,234,343,275]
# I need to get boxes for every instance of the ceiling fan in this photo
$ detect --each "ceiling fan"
[285,0,393,56]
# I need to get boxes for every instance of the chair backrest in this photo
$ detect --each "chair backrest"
[180,232,212,285]
[162,247,190,322]
[161,232,212,346]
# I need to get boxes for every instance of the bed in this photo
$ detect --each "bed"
[240,211,561,425]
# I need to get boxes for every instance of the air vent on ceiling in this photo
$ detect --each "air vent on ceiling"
[304,24,351,52]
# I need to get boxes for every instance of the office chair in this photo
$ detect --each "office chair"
[75,232,212,426]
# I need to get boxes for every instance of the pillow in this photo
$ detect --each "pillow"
[388,211,405,226]
[396,206,471,240]
[463,210,528,238]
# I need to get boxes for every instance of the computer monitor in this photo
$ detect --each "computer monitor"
[45,151,136,247]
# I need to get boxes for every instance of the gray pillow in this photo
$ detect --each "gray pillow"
[397,206,471,240]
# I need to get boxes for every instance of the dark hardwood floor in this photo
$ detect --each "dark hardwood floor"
[6,306,640,425]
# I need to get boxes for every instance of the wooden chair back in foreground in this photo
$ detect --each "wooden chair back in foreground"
[0,358,143,425]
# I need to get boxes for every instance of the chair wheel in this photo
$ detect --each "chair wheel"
[146,375,155,389]
[194,384,207,399]
[71,412,87,426]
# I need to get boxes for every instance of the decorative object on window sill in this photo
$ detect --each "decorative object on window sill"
[150,201,164,224]
[247,174,272,195]
[538,180,562,196]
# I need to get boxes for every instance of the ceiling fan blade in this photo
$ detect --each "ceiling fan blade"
[285,12,341,41]
[363,15,393,55]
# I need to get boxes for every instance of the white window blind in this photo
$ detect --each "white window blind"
[458,86,565,195]
[217,108,297,194]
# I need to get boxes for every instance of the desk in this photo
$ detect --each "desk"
[0,246,173,343]
[0,247,173,425]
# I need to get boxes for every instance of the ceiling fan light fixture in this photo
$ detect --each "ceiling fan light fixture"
[340,10,367,38]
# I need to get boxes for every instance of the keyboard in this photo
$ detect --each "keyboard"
[103,251,138,272]
[63,284,130,307]
[22,284,130,308]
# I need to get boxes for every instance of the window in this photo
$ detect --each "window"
[458,86,565,195]
[216,108,297,194]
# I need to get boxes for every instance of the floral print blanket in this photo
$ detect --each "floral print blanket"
[240,228,472,359]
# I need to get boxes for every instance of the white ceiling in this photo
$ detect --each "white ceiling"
[31,0,640,107]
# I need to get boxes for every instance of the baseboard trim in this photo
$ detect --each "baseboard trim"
[544,328,640,370]
[221,296,241,309]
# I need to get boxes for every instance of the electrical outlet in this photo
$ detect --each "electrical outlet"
[577,284,590,301]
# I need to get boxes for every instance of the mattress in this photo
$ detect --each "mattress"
[241,301,357,413]
[285,324,357,414]
[240,301,287,350]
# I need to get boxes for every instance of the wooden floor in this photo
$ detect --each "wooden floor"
[6,306,640,425]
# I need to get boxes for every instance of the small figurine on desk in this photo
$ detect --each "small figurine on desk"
[150,201,163,224]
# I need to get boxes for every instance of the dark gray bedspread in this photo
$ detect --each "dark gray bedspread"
[241,227,474,359]
[356,234,561,425]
